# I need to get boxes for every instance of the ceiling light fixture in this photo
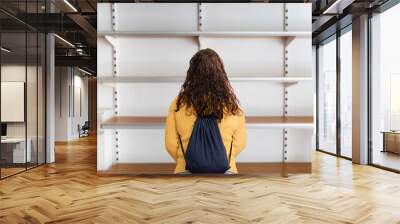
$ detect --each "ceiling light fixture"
[54,34,75,48]
[322,0,354,15]
[78,67,93,76]
[63,0,78,12]
[322,0,343,14]
[76,48,85,55]
[1,47,11,53]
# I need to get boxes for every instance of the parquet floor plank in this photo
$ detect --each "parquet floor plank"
[0,135,400,223]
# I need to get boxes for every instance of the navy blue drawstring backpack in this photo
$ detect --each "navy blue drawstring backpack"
[178,116,232,173]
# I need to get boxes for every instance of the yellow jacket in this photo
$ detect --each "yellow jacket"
[165,98,247,173]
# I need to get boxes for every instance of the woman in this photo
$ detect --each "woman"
[165,48,247,174]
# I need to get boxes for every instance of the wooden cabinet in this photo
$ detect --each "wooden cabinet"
[382,132,400,154]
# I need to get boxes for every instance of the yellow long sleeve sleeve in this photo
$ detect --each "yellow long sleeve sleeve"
[231,114,247,158]
[165,101,180,161]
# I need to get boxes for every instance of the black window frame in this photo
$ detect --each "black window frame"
[315,24,353,161]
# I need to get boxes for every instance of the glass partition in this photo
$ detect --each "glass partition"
[339,29,352,158]
[317,37,337,155]
[1,30,28,177]
[370,4,400,171]
[0,2,46,179]
[38,32,45,165]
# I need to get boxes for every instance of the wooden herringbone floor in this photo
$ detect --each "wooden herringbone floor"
[1,135,400,224]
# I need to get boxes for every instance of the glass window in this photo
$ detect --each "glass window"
[0,2,46,179]
[318,37,337,155]
[27,30,38,169]
[390,74,400,130]
[340,29,352,158]
[371,3,400,171]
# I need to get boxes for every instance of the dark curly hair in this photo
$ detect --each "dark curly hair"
[176,48,241,121]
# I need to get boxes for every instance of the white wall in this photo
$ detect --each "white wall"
[1,65,37,138]
[55,67,89,141]
[1,65,27,140]
[97,3,313,170]
[71,73,89,138]
[55,67,69,141]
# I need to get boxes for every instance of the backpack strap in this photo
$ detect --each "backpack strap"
[228,138,233,163]
[178,134,185,157]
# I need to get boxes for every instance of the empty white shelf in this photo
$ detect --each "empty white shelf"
[97,76,312,84]
[100,116,314,129]
[97,31,311,38]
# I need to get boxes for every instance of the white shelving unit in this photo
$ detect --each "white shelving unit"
[97,3,313,175]
[100,116,314,130]
[98,31,311,38]
[97,76,312,83]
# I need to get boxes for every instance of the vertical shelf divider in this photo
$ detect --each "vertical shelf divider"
[111,3,119,163]
[197,3,203,50]
[281,3,289,178]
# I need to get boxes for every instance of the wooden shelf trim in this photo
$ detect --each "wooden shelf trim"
[100,116,314,129]
[98,31,311,38]
[97,162,312,175]
[97,76,312,83]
